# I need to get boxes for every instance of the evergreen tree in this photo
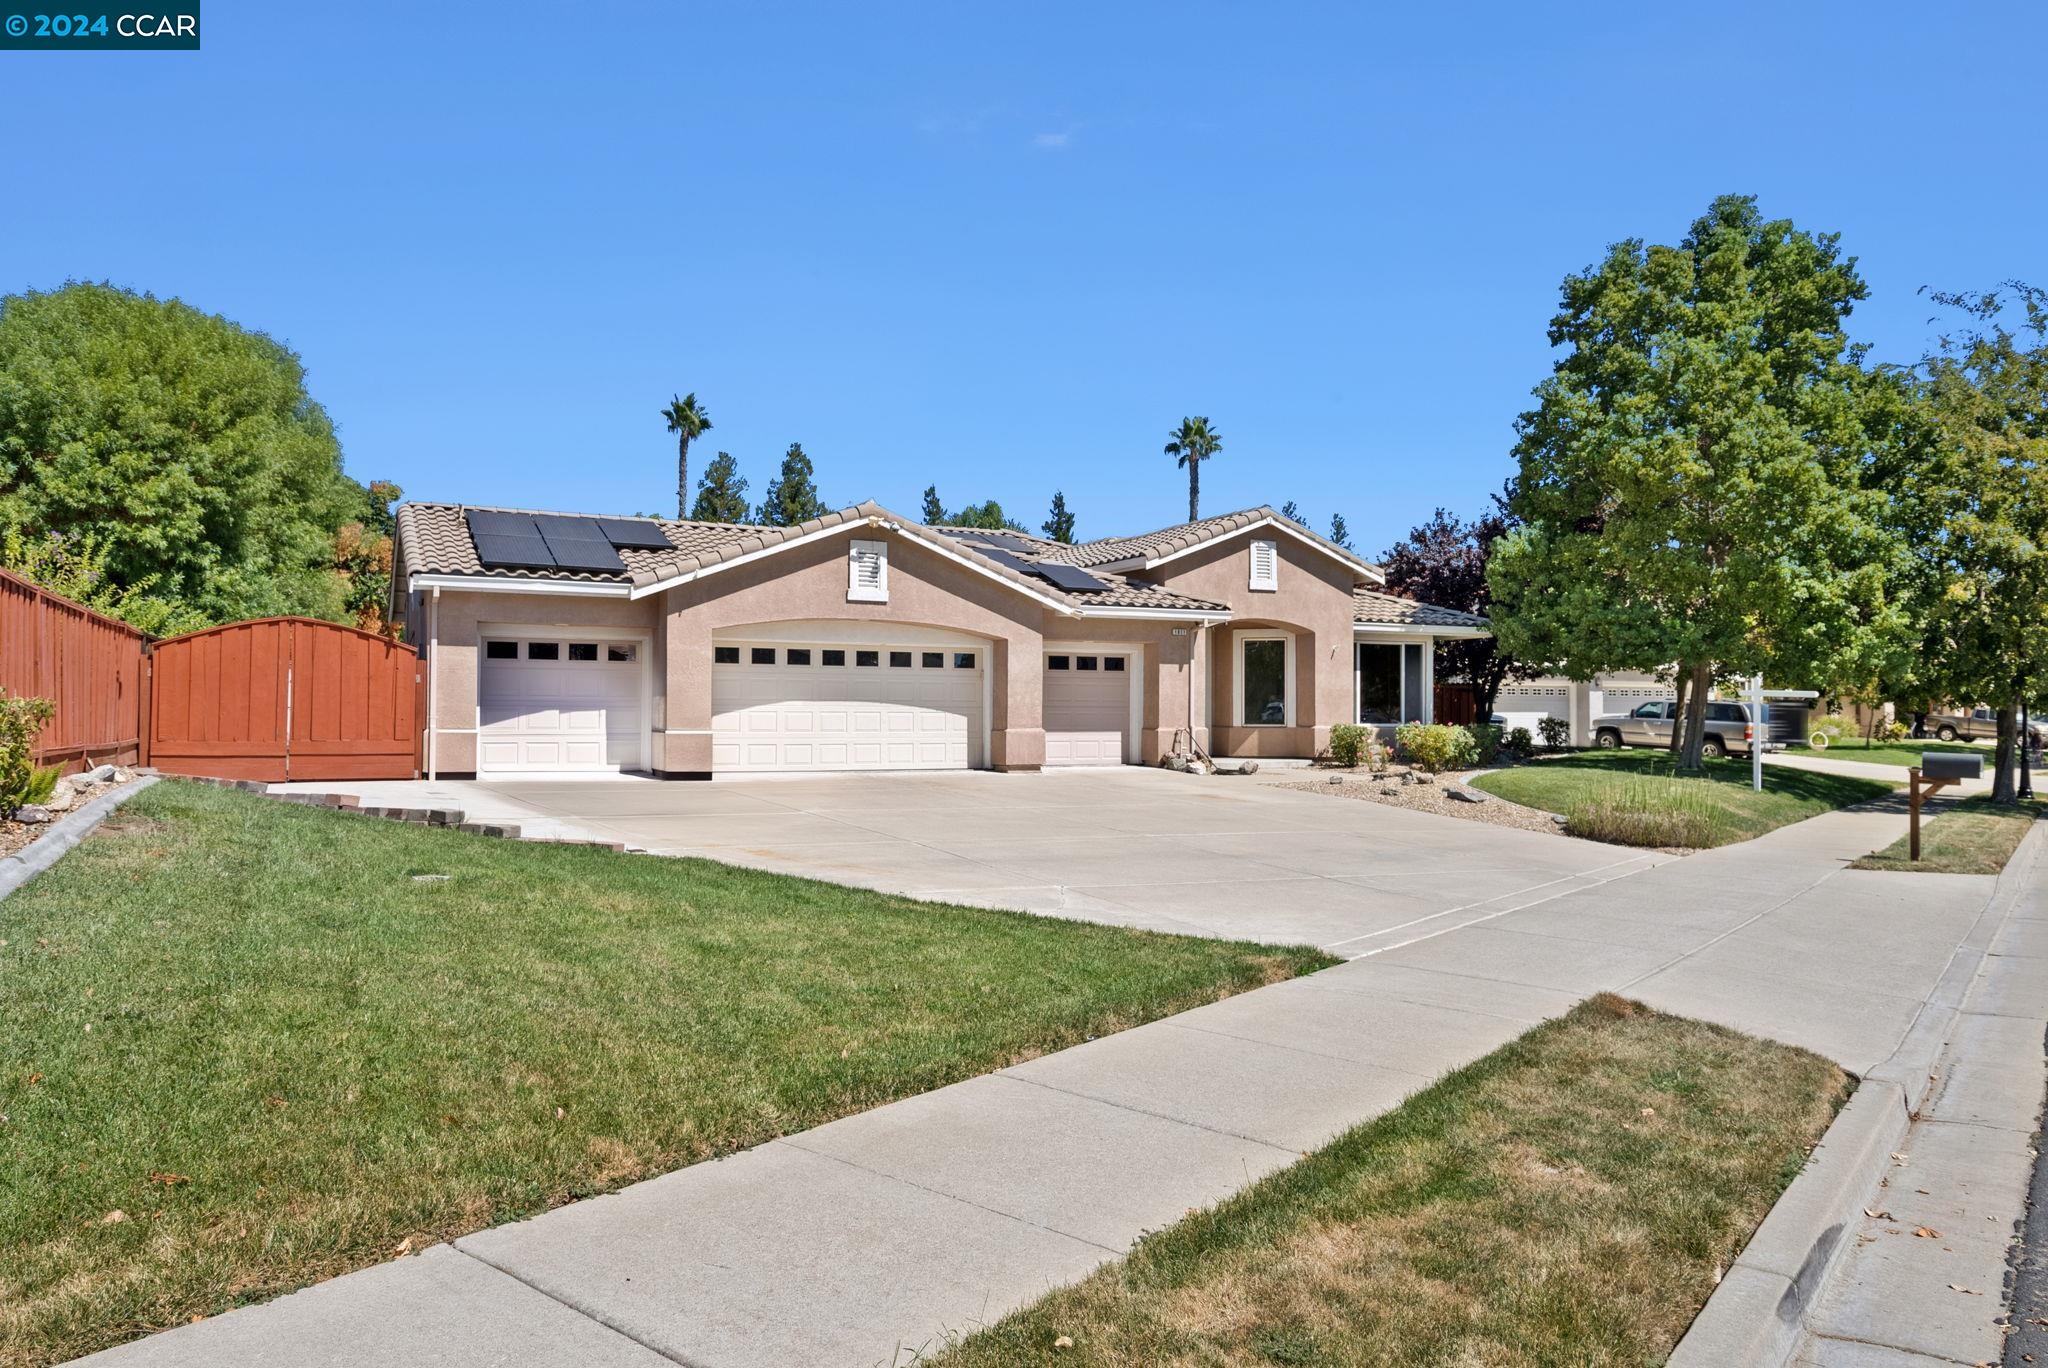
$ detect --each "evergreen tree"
[689,451,751,523]
[1042,491,1076,543]
[921,485,945,524]
[1327,512,1353,550]
[754,443,828,526]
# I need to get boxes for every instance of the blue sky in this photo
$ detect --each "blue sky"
[3,1,2041,555]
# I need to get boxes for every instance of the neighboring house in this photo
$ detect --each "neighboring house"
[389,501,1489,779]
[1495,671,1676,746]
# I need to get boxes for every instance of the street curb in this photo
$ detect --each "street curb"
[1667,1080,1910,1368]
[0,775,160,903]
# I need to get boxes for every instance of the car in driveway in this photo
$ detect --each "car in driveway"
[1591,699,1770,758]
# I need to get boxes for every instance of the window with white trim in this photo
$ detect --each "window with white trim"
[1248,539,1278,591]
[848,539,888,602]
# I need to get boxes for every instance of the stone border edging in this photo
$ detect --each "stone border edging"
[0,774,160,902]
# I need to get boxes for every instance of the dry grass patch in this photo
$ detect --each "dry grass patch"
[1851,797,2042,874]
[932,995,1848,1368]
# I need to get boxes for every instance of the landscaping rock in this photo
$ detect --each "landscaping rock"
[15,805,51,824]
[1239,760,1260,775]
[82,764,117,784]
[1448,786,1490,804]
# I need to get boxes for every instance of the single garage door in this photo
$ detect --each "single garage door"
[1044,651,1130,765]
[711,640,984,772]
[478,635,646,773]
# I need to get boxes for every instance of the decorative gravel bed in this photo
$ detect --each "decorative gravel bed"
[0,765,139,861]
[1274,766,1565,835]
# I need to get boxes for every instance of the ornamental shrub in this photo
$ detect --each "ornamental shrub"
[1502,726,1537,761]
[1538,717,1572,751]
[0,689,57,820]
[1464,723,1502,766]
[1395,722,1478,773]
[1327,723,1367,768]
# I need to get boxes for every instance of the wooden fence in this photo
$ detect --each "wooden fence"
[1434,682,1479,726]
[2,571,422,782]
[0,567,151,773]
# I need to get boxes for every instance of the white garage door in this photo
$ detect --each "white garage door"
[1044,651,1131,765]
[478,636,646,774]
[712,641,984,772]
[1495,683,1571,736]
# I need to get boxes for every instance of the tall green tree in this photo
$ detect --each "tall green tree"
[1163,416,1222,522]
[1327,512,1353,551]
[689,451,751,523]
[754,443,827,526]
[1382,505,1537,719]
[921,485,945,524]
[1887,283,2048,802]
[946,499,1027,532]
[1488,195,1904,768]
[0,282,375,624]
[660,393,712,520]
[1279,500,1304,525]
[1042,491,1076,543]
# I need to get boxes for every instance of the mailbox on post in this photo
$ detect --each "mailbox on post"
[1908,753,1984,860]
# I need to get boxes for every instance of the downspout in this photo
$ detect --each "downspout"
[426,585,440,781]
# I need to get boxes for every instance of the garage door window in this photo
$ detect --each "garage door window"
[822,649,846,666]
[607,645,636,663]
[750,647,776,665]
[1105,656,1126,672]
[568,643,598,662]
[787,648,811,665]
[1048,655,1070,670]
[1077,656,1098,671]
[486,640,518,660]
[856,650,879,667]
[889,651,912,668]
[954,652,976,669]
[714,646,740,665]
[527,642,560,661]
[922,652,944,668]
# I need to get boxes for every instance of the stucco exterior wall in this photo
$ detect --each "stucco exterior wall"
[655,526,1052,774]
[419,588,662,775]
[1139,533,1358,758]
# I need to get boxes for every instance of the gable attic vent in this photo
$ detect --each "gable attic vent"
[848,539,889,602]
[1249,539,1279,591]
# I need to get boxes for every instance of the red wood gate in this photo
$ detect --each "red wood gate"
[1,567,151,773]
[149,618,420,781]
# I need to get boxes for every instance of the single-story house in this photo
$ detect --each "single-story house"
[388,500,1490,779]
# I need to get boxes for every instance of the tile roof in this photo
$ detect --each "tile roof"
[1039,505,1385,580]
[1353,587,1490,631]
[395,502,1229,616]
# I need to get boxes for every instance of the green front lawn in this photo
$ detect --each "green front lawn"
[1471,752,1893,849]
[933,996,1848,1368]
[0,782,1332,1367]
[1794,739,1990,771]
[1852,796,2044,874]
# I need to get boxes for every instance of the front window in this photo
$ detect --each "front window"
[1243,638,1287,726]
[1357,644,1400,724]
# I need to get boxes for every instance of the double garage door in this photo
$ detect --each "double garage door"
[712,640,984,772]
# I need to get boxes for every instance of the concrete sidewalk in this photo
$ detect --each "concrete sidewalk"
[75,804,2023,1367]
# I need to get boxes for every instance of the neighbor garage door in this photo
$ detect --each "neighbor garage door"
[1495,683,1571,737]
[711,640,983,772]
[478,635,646,774]
[1044,650,1131,765]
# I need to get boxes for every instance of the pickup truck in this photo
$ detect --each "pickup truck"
[1591,699,1770,758]
[1926,706,2048,745]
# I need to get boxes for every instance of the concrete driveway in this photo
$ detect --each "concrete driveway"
[325,768,1671,954]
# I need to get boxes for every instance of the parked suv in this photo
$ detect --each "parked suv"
[1591,699,1770,758]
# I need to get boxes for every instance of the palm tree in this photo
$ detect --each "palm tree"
[1163,417,1222,522]
[660,393,713,518]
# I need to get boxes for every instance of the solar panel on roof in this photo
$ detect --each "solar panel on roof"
[968,545,1037,575]
[1034,562,1106,592]
[955,530,1035,554]
[596,517,672,550]
[471,533,557,570]
[536,527,626,572]
[465,509,539,537]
